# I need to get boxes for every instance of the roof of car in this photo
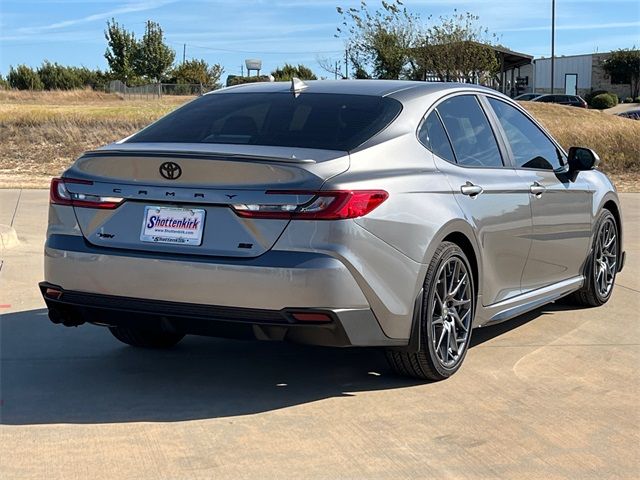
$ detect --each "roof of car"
[212,79,497,99]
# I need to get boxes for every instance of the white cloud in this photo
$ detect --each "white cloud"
[16,0,176,34]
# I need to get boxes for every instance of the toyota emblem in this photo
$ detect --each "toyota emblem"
[159,162,182,180]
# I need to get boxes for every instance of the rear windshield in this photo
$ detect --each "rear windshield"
[126,92,402,151]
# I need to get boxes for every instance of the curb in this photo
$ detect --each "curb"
[0,224,19,250]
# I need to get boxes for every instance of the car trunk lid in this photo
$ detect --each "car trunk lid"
[64,144,349,258]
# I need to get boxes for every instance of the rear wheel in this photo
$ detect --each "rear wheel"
[566,209,619,307]
[109,325,185,349]
[386,242,475,381]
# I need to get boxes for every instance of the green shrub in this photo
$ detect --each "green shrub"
[624,97,634,103]
[635,97,640,103]
[8,65,43,90]
[585,90,618,107]
[590,93,618,109]
[585,89,608,105]
[0,74,9,90]
[271,63,317,81]
[37,61,84,90]
[72,67,110,90]
[226,75,271,87]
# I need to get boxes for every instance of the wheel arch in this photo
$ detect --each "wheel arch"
[595,192,623,256]
[442,231,479,298]
[419,219,482,305]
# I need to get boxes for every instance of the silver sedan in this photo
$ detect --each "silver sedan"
[40,80,625,380]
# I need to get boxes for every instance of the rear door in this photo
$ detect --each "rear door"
[421,94,533,305]
[485,97,592,291]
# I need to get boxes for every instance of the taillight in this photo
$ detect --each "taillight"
[231,190,388,220]
[50,178,124,209]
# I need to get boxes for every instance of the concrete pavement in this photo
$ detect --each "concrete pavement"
[1,190,638,479]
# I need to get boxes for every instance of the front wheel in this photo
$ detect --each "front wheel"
[386,242,475,381]
[566,209,619,307]
[109,325,185,349]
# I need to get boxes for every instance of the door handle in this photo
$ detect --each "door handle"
[530,182,546,197]
[460,182,483,197]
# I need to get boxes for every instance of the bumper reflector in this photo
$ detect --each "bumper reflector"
[291,312,332,323]
[45,288,63,300]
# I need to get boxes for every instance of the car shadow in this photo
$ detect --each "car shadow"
[470,301,587,348]
[1,303,575,425]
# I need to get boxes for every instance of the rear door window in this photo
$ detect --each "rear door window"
[488,97,564,170]
[436,95,503,168]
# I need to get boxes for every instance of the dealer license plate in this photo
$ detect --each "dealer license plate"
[140,206,205,246]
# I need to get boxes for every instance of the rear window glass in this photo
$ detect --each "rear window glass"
[126,92,402,151]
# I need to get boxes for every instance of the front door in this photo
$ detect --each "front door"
[485,96,592,292]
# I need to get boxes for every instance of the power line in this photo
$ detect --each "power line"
[170,42,342,56]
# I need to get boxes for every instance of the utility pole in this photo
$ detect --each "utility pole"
[550,0,556,94]
[344,47,349,79]
[182,43,186,64]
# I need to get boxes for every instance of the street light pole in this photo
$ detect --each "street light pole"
[551,0,556,94]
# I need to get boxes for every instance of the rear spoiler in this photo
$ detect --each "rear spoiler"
[82,149,317,164]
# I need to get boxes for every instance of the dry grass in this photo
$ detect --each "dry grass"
[0,90,192,188]
[0,90,638,190]
[521,102,640,176]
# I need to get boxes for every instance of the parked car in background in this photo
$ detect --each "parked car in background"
[514,93,542,101]
[40,80,624,381]
[532,94,589,108]
[616,108,640,120]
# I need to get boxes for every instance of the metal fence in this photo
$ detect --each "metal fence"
[107,80,217,99]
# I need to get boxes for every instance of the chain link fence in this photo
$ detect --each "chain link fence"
[107,80,217,99]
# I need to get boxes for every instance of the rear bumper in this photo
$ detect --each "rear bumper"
[42,234,406,347]
[39,283,404,348]
[45,234,370,311]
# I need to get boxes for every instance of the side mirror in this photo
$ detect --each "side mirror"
[567,147,600,173]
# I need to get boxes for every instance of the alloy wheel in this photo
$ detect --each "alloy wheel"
[594,217,617,298]
[431,256,473,368]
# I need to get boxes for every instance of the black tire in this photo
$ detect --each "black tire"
[565,209,619,307]
[109,325,185,349]
[386,241,475,381]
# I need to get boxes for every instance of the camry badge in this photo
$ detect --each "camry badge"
[159,162,182,180]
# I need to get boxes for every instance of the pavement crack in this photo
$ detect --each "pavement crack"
[617,284,640,294]
[9,189,23,228]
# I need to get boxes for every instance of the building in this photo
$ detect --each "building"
[516,52,635,98]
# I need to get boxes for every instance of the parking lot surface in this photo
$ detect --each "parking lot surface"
[1,190,638,479]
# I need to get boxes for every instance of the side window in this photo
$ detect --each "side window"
[488,98,564,170]
[436,95,503,168]
[418,111,455,163]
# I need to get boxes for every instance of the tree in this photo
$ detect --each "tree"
[336,0,421,79]
[316,55,346,79]
[37,61,83,90]
[8,65,43,90]
[271,63,317,81]
[104,18,138,85]
[72,67,110,90]
[134,20,175,82]
[602,48,640,98]
[411,12,499,83]
[170,59,224,87]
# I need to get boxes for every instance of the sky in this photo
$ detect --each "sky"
[0,0,639,78]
